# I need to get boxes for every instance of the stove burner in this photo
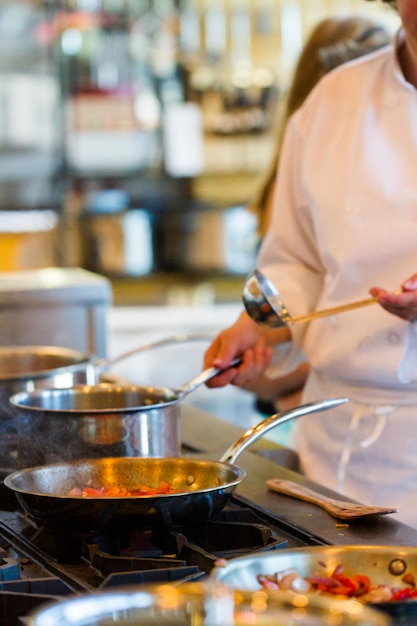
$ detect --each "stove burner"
[0,492,316,625]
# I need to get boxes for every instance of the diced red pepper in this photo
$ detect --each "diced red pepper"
[391,588,412,601]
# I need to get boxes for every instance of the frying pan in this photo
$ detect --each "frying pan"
[26,582,390,626]
[4,397,346,533]
[211,546,417,619]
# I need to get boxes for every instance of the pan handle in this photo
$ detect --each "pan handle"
[93,333,215,373]
[219,397,348,465]
[177,357,242,398]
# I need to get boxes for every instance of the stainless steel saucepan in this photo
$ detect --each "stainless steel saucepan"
[10,358,241,467]
[4,397,346,533]
[0,333,213,397]
[0,334,213,471]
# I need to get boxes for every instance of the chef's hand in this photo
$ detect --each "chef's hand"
[370,274,417,322]
[203,310,289,388]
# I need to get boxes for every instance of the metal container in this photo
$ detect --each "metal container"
[211,545,417,620]
[0,335,212,471]
[5,398,345,530]
[79,208,160,276]
[163,204,258,273]
[9,360,241,467]
[26,582,390,626]
[11,383,182,467]
[0,267,111,356]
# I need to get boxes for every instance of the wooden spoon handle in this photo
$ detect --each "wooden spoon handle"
[289,297,377,325]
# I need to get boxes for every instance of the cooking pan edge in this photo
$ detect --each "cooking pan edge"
[211,545,417,619]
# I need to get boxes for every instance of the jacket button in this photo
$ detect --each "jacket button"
[388,331,401,344]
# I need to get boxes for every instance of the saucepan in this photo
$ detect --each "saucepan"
[0,333,213,397]
[10,358,241,468]
[4,397,347,533]
[211,545,417,620]
[0,334,213,472]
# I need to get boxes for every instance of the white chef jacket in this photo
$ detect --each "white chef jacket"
[258,31,417,528]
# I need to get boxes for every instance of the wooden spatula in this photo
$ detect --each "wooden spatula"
[266,478,397,520]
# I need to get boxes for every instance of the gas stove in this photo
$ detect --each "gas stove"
[2,406,417,626]
[0,487,323,625]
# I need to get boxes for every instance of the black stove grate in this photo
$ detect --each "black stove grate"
[0,500,302,626]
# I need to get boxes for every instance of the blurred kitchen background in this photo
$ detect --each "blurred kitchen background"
[0,0,400,442]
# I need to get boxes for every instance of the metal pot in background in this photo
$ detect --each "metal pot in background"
[0,335,212,397]
[163,203,259,274]
[78,197,163,276]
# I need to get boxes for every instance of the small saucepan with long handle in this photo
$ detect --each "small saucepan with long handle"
[0,334,214,472]
[9,358,241,467]
[0,333,214,397]
[4,397,346,533]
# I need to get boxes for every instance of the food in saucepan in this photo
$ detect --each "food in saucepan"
[67,481,181,497]
[258,564,417,603]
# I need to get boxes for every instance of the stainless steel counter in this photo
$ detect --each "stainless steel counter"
[181,404,417,547]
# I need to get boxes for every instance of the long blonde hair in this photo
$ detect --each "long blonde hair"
[251,15,392,237]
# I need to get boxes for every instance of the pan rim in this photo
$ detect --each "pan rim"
[9,383,180,413]
[3,456,247,499]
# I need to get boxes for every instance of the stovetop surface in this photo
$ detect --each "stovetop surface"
[3,406,417,625]
[0,491,323,626]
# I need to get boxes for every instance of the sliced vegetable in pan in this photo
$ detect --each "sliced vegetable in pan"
[257,563,417,603]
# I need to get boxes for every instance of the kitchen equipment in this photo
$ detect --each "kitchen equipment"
[163,204,258,274]
[26,581,390,626]
[10,358,240,467]
[0,267,111,356]
[4,397,346,532]
[0,333,213,397]
[266,479,397,520]
[1,402,417,626]
[0,334,213,472]
[243,269,377,329]
[79,207,160,276]
[211,545,417,618]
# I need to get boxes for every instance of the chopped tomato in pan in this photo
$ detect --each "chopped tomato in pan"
[66,481,180,497]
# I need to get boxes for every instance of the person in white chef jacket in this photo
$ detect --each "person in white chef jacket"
[203,0,417,529]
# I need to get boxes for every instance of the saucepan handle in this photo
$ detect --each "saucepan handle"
[178,357,242,398]
[93,333,215,374]
[219,397,348,465]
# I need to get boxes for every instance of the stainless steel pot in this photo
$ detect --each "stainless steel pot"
[79,208,159,276]
[4,398,346,531]
[0,335,213,472]
[163,204,258,273]
[10,359,241,467]
[0,334,213,397]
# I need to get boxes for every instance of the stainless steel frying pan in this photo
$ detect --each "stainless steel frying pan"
[4,398,346,533]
